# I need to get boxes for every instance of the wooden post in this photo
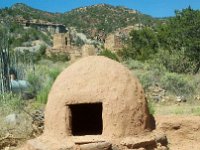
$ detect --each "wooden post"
[0,25,11,94]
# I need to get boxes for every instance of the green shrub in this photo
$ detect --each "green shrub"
[49,68,61,81]
[47,53,70,62]
[36,83,51,104]
[32,45,47,62]
[27,72,41,93]
[134,70,158,90]
[152,49,195,73]
[126,58,196,98]
[73,36,85,47]
[35,67,62,104]
[119,28,159,61]
[10,27,51,48]
[133,67,164,90]
[160,72,195,96]
[99,49,119,61]
[148,100,155,115]
[124,59,147,70]
[38,45,47,56]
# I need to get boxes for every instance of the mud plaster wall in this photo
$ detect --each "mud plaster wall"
[44,56,151,139]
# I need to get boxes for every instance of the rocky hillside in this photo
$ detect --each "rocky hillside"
[61,4,159,38]
[0,3,161,38]
[0,3,62,23]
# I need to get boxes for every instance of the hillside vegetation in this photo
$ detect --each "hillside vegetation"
[62,4,159,37]
[120,7,200,74]
[0,3,160,38]
[0,3,62,22]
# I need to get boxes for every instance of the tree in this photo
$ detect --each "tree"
[163,7,200,73]
[120,28,158,61]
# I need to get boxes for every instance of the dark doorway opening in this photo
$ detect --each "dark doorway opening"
[69,103,102,136]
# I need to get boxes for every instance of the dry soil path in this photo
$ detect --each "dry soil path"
[155,115,200,150]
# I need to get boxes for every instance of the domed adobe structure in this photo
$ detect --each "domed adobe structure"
[45,56,152,138]
[25,56,157,150]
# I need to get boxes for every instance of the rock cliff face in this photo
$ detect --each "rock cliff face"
[26,23,66,34]
[16,18,67,34]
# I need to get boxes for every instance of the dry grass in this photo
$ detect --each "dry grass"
[0,96,32,139]
[0,60,67,150]
[154,102,200,116]
[0,95,34,149]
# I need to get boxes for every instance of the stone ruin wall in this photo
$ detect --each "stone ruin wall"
[53,33,70,49]
[104,34,123,52]
[46,33,97,61]
[104,25,143,52]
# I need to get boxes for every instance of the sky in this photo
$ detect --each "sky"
[0,0,200,17]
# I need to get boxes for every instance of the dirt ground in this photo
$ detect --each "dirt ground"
[1,115,200,150]
[155,115,200,150]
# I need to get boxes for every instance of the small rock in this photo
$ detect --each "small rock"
[80,142,111,150]
[155,134,168,146]
[5,114,19,125]
[153,95,161,102]
[176,96,186,103]
[111,144,121,150]
[21,92,35,100]
[155,144,168,150]
[194,95,200,101]
[121,137,156,149]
